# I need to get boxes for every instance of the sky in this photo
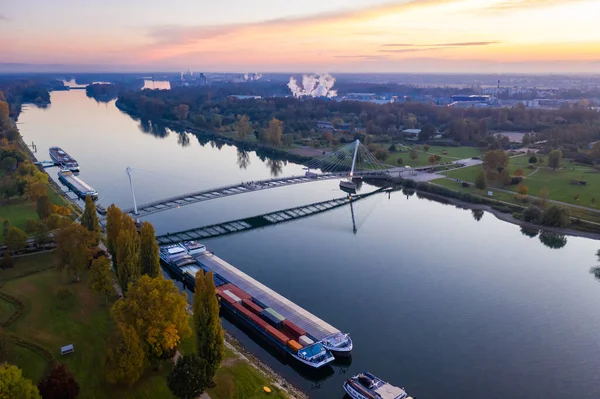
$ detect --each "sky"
[1,0,600,73]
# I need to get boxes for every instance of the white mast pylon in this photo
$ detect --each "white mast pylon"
[350,139,360,178]
[126,167,138,216]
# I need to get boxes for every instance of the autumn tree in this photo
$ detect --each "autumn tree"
[36,195,52,220]
[55,223,94,281]
[409,149,418,161]
[80,195,100,242]
[140,222,160,278]
[516,183,529,196]
[116,215,141,292]
[111,276,191,361]
[0,363,40,398]
[514,169,525,177]
[235,115,252,140]
[105,204,123,270]
[168,354,208,399]
[591,141,600,160]
[548,149,562,171]
[90,257,115,304]
[483,149,510,185]
[266,118,283,146]
[428,155,437,165]
[193,270,224,383]
[37,364,79,399]
[423,144,430,152]
[474,170,487,190]
[104,323,146,386]
[26,181,48,201]
[5,226,28,254]
[176,104,189,121]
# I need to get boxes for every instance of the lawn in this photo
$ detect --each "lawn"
[0,200,38,241]
[0,253,289,399]
[382,145,484,167]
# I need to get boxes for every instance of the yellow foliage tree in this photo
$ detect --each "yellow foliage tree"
[104,323,146,386]
[111,275,191,360]
[516,183,529,196]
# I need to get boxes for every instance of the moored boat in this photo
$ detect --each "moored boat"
[343,372,412,399]
[57,171,97,200]
[181,241,207,256]
[321,331,353,355]
[339,179,357,194]
[49,146,79,171]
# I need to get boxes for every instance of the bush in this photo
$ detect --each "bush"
[523,206,542,223]
[491,205,512,213]
[510,176,523,185]
[541,205,571,228]
[461,182,470,188]
[528,155,537,164]
[475,171,487,190]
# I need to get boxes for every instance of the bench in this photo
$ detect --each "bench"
[61,344,74,356]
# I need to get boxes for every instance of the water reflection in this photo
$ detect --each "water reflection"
[177,132,190,147]
[520,226,539,238]
[590,266,600,281]
[403,188,415,199]
[539,231,567,249]
[266,159,285,177]
[471,209,484,222]
[137,118,169,138]
[236,149,250,170]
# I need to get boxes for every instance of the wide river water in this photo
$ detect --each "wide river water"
[17,87,600,399]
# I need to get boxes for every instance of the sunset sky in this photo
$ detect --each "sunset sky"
[1,0,599,73]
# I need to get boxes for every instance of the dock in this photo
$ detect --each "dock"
[194,253,340,341]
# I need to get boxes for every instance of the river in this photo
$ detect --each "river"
[17,87,600,399]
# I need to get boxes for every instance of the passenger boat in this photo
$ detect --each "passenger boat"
[158,244,198,278]
[343,372,412,399]
[181,241,207,256]
[49,147,79,171]
[321,331,353,355]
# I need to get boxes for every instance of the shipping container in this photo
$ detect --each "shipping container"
[242,298,263,315]
[219,283,251,300]
[217,292,237,305]
[230,302,289,344]
[299,335,315,346]
[222,290,241,303]
[287,340,303,352]
[252,297,268,309]
[283,320,306,339]
[265,325,290,345]
[261,308,285,325]
[213,275,226,287]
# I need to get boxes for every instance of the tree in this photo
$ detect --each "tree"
[26,182,48,201]
[55,223,93,281]
[471,209,484,221]
[591,141,600,160]
[539,187,550,208]
[483,150,510,184]
[528,155,538,164]
[541,205,571,228]
[409,149,418,161]
[176,104,189,121]
[168,354,209,399]
[1,157,16,172]
[140,222,160,278]
[396,158,403,165]
[523,206,542,223]
[80,195,100,242]
[475,170,487,190]
[193,270,224,383]
[423,144,430,152]
[539,231,567,249]
[90,257,115,304]
[37,363,79,399]
[235,115,252,140]
[520,227,539,238]
[0,176,18,199]
[111,276,191,361]
[105,204,123,269]
[104,323,146,386]
[36,196,52,220]
[266,118,283,146]
[116,215,141,292]
[514,169,525,177]
[419,123,436,142]
[428,155,437,165]
[548,149,562,171]
[5,226,28,253]
[516,183,529,196]
[33,221,50,247]
[0,363,40,398]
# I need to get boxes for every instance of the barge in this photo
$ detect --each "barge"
[49,147,79,171]
[159,242,352,368]
[57,171,97,200]
[344,372,413,399]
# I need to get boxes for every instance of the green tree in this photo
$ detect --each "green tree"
[1,157,16,172]
[90,257,115,304]
[483,149,510,184]
[0,363,41,398]
[539,231,567,249]
[80,195,100,242]
[528,155,538,164]
[541,205,571,228]
[36,195,52,220]
[235,114,252,140]
[523,206,542,223]
[423,144,430,152]
[111,276,191,361]
[37,363,79,399]
[139,222,160,278]
[193,270,224,383]
[116,215,141,292]
[409,149,418,161]
[548,149,562,171]
[104,323,146,386]
[419,123,436,142]
[55,223,93,281]
[168,354,208,399]
[475,170,487,190]
[105,204,123,271]
[5,226,28,254]
[396,157,403,165]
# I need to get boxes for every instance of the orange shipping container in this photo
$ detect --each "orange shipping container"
[287,340,303,352]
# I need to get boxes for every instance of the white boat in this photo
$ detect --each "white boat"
[321,332,353,355]
[181,241,207,256]
[344,372,412,399]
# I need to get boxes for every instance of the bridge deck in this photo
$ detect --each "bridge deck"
[195,253,340,340]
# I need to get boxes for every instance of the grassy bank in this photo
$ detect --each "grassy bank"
[382,144,483,167]
[0,253,289,399]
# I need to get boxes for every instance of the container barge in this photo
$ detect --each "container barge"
[159,242,352,368]
[57,171,98,200]
[49,147,79,171]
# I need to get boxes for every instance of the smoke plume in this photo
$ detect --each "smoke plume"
[244,73,263,81]
[288,73,337,98]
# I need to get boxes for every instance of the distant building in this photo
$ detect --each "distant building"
[229,95,262,100]
[175,71,208,87]
[451,95,491,102]
[317,121,335,130]
[402,129,421,140]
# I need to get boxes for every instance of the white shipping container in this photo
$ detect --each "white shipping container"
[223,290,242,303]
[298,335,314,346]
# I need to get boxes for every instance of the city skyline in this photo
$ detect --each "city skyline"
[1,0,599,73]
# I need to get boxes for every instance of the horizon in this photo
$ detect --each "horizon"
[1,0,599,73]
